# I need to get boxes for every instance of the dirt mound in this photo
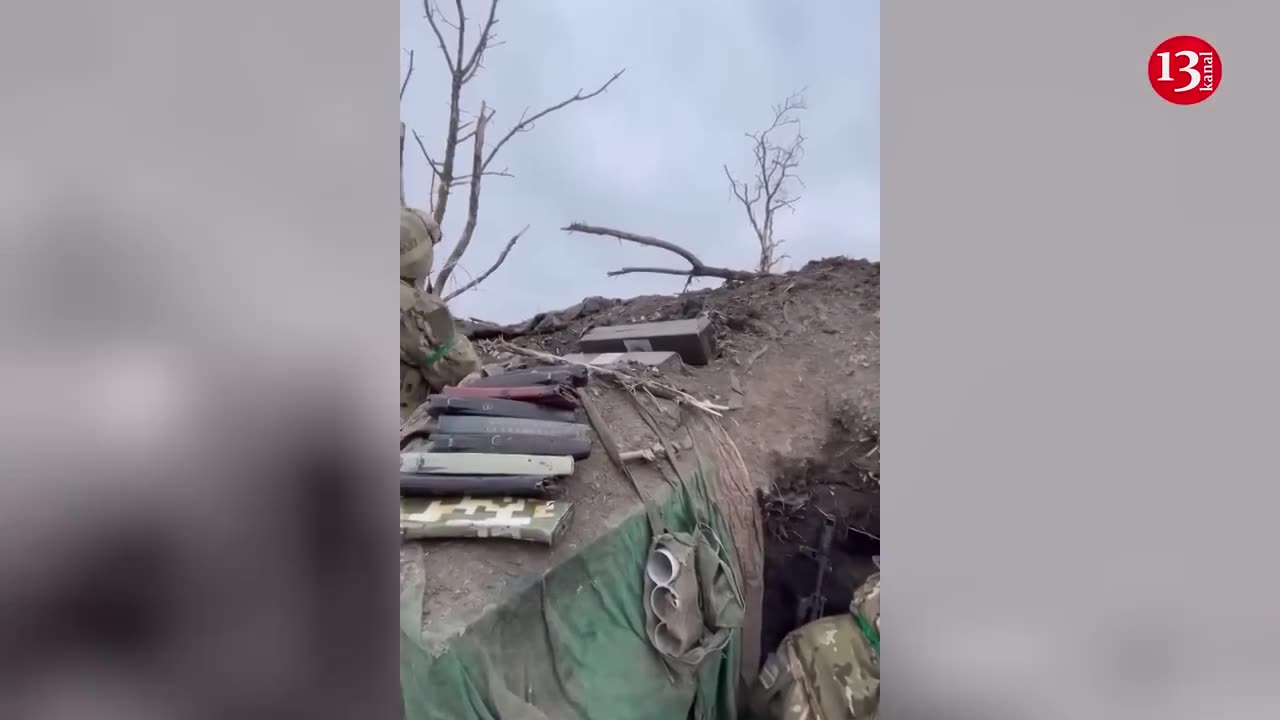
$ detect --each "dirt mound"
[463,256,879,359]
[468,254,881,498]
[767,393,880,540]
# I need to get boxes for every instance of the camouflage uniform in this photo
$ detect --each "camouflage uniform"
[749,572,881,720]
[400,206,481,422]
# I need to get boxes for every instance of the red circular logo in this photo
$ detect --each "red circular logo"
[1148,35,1221,105]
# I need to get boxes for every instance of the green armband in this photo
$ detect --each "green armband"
[854,612,880,656]
[422,335,456,366]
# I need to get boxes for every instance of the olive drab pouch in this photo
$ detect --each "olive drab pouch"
[694,523,744,633]
[641,526,745,674]
[644,532,704,662]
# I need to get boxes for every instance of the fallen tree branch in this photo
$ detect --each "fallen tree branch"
[605,266,698,278]
[442,224,528,301]
[562,223,760,281]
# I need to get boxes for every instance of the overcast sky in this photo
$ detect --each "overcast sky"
[400,0,879,323]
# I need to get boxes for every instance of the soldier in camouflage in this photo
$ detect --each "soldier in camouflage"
[748,571,881,719]
[400,206,481,423]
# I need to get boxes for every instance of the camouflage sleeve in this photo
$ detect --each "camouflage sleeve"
[400,290,458,367]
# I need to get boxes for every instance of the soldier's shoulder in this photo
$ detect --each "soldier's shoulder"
[791,613,857,653]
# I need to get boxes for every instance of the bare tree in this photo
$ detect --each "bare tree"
[401,0,624,298]
[723,90,807,273]
[563,93,805,286]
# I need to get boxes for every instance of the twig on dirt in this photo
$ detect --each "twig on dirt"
[641,385,669,414]
[847,525,880,542]
[562,223,761,282]
[442,224,528,300]
[744,343,770,373]
[728,370,744,396]
[496,341,729,416]
[619,443,671,463]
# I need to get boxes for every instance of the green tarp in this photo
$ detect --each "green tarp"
[400,470,743,720]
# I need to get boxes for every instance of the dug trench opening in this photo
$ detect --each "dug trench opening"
[757,398,881,659]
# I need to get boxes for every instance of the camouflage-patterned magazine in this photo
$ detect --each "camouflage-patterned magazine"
[400,496,574,546]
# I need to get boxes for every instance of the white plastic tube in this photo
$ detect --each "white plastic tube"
[646,547,681,587]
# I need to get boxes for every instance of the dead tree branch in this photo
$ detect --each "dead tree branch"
[421,0,499,224]
[724,90,807,273]
[434,102,491,294]
[562,223,759,282]
[422,0,457,72]
[411,0,623,297]
[411,130,443,180]
[482,69,625,172]
[443,224,528,300]
[399,45,414,206]
[400,49,415,101]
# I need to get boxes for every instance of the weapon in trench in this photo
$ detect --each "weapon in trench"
[795,514,848,628]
